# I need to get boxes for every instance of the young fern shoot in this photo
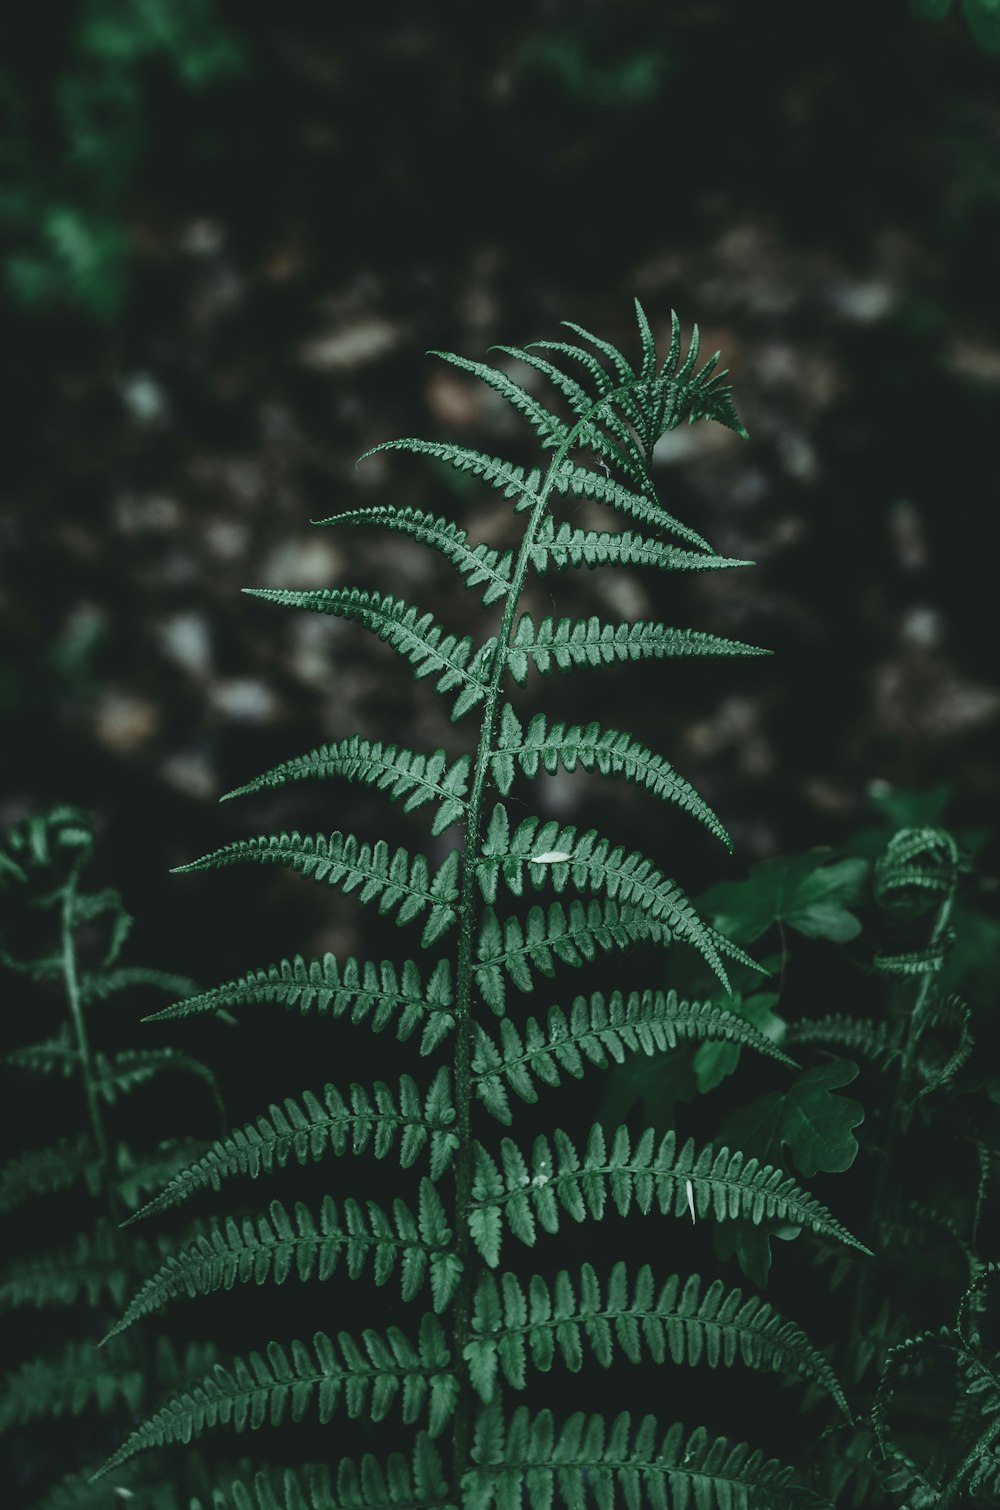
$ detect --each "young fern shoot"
[100,304,867,1509]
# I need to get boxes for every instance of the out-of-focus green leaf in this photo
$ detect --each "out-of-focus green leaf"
[713,1217,802,1289]
[698,851,867,946]
[693,992,784,1094]
[720,1060,865,1179]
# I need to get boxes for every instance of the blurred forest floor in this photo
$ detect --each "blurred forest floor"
[2,0,999,999]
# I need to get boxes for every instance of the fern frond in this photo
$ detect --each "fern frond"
[468,1123,871,1267]
[477,807,757,988]
[79,965,200,1005]
[783,1014,903,1068]
[172,833,460,948]
[875,826,960,914]
[916,992,973,1099]
[467,1405,827,1510]
[466,1263,849,1416]
[546,458,714,549]
[4,1034,76,1076]
[871,1328,960,1500]
[94,1047,222,1109]
[313,507,514,606]
[563,304,748,442]
[144,953,455,1056]
[427,349,569,450]
[115,1139,211,1212]
[490,704,730,849]
[474,899,668,1016]
[241,586,494,720]
[528,518,751,576]
[8,1039,212,1116]
[125,1068,459,1224]
[0,1339,142,1429]
[0,1218,137,1313]
[357,437,712,551]
[487,342,649,483]
[0,1135,99,1215]
[526,333,636,412]
[506,614,769,685]
[189,1438,455,1510]
[95,1315,458,1474]
[358,438,543,508]
[109,1180,460,1338]
[471,989,796,1124]
[222,736,471,837]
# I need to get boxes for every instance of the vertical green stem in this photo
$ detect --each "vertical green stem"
[847,852,957,1399]
[61,867,121,1226]
[448,410,602,1490]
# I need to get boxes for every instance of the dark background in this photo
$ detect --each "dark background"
[4,1,999,987]
[2,0,1000,1495]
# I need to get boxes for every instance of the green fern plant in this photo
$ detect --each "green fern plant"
[97,305,872,1507]
[790,824,999,1505]
[0,805,228,1508]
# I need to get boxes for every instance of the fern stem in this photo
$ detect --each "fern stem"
[942,1411,1000,1506]
[848,841,959,1392]
[449,389,635,1488]
[61,866,120,1226]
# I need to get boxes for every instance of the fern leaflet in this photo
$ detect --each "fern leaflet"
[313,506,514,605]
[468,1123,870,1266]
[97,1315,458,1473]
[108,1180,461,1337]
[223,736,471,836]
[506,613,768,685]
[471,988,796,1123]
[173,832,460,947]
[242,585,495,719]
[467,1406,827,1510]
[124,1067,459,1224]
[144,952,456,1055]
[490,704,730,848]
[466,1262,849,1415]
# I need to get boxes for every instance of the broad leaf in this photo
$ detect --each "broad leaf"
[699,851,868,945]
[720,1060,865,1178]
